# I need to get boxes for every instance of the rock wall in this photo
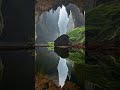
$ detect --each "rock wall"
[1,0,34,44]
[66,3,85,28]
[36,7,60,44]
[35,0,84,14]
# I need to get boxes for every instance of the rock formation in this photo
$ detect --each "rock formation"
[66,3,85,28]
[36,7,60,44]
[54,34,70,46]
[35,0,85,16]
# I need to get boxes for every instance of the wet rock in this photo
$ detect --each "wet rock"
[54,47,69,58]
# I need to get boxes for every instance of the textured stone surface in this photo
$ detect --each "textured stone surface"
[35,0,84,15]
[35,74,80,90]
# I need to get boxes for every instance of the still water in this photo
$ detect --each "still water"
[0,50,34,90]
[35,47,120,90]
[0,48,120,90]
[35,47,82,90]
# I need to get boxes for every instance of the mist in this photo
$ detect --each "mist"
[58,5,69,35]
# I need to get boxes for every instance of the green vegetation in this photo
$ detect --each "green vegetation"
[67,26,85,44]
[48,42,54,47]
[86,1,120,44]
[66,26,85,64]
[68,49,85,64]
[74,50,120,89]
[66,1,120,89]
[47,47,54,51]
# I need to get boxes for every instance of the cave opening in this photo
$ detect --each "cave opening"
[35,3,85,90]
[35,3,85,44]
[35,3,85,89]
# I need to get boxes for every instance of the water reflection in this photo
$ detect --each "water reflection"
[35,47,120,90]
[0,47,119,90]
[35,47,80,89]
[85,50,120,90]
[0,50,34,90]
[57,57,68,87]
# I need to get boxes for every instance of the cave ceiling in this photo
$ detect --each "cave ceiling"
[35,0,85,16]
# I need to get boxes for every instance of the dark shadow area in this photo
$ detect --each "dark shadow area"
[54,47,70,58]
[54,34,70,46]
[0,51,35,90]
[0,0,35,90]
[0,0,35,44]
[85,50,120,89]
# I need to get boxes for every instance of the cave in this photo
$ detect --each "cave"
[54,34,70,46]
[35,1,85,89]
[35,1,85,44]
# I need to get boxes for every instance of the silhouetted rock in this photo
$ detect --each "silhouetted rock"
[54,34,70,46]
[54,47,69,58]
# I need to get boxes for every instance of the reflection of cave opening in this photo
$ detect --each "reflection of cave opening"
[35,3,85,44]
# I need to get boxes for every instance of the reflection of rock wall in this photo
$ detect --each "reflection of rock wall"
[0,51,34,90]
[0,57,3,80]
[54,34,70,47]
[35,48,60,85]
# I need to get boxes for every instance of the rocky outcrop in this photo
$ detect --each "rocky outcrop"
[66,3,85,28]
[54,34,70,46]
[35,0,84,16]
[35,48,60,85]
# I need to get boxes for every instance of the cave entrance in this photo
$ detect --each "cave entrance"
[35,3,85,44]
[35,3,85,89]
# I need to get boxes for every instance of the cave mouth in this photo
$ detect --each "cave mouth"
[35,3,85,45]
[35,3,85,88]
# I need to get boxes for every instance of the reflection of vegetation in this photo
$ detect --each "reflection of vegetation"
[75,50,120,89]
[68,49,85,64]
[67,26,85,44]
